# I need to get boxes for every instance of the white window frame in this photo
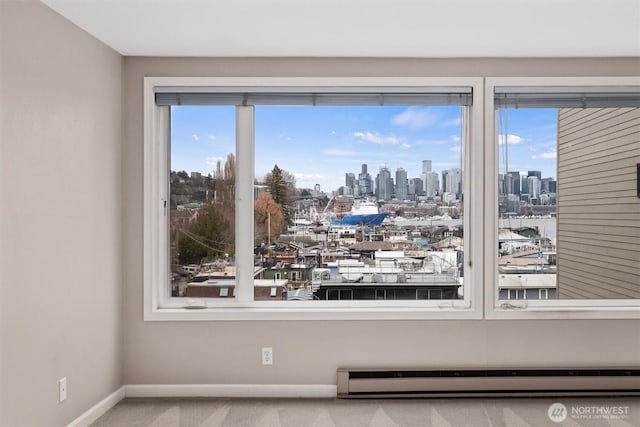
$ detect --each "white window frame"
[144,77,483,321]
[484,77,640,320]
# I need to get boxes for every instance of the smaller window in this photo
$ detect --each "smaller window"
[219,288,229,297]
[270,287,277,297]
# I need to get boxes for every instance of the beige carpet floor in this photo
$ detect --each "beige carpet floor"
[90,396,639,427]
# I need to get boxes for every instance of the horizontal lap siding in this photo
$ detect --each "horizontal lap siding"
[557,108,640,299]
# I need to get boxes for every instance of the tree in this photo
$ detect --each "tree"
[211,153,236,241]
[177,203,232,264]
[264,164,296,224]
[175,153,236,265]
[254,192,285,245]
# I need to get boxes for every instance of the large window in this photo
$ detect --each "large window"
[253,105,465,302]
[145,76,639,320]
[486,78,640,318]
[144,78,483,320]
[169,106,236,300]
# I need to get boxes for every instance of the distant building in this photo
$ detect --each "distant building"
[395,168,408,200]
[422,160,432,173]
[357,163,373,196]
[375,166,393,201]
[345,173,356,193]
[508,171,521,195]
[424,172,439,197]
[190,171,203,184]
[409,177,423,197]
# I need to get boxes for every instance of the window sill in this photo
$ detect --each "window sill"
[144,301,481,321]
[486,302,640,320]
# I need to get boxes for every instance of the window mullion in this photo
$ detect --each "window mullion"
[235,106,255,303]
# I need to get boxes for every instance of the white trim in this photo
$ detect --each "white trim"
[125,384,337,399]
[236,106,255,304]
[65,386,126,427]
[484,77,640,320]
[65,383,336,425]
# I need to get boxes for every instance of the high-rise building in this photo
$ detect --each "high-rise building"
[527,175,540,198]
[441,170,450,193]
[357,163,373,196]
[422,160,432,173]
[375,166,392,201]
[442,168,462,198]
[425,172,439,197]
[528,170,542,180]
[409,177,424,197]
[395,168,408,200]
[508,171,521,195]
[345,173,355,192]
[421,159,433,194]
[450,168,462,198]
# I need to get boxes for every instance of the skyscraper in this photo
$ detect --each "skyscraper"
[508,171,521,195]
[375,166,392,201]
[395,168,408,200]
[422,160,432,173]
[409,177,424,197]
[421,159,433,193]
[357,163,373,196]
[345,173,355,191]
[425,172,439,197]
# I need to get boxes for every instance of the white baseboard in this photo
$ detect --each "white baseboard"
[66,384,336,426]
[125,384,338,398]
[66,386,126,427]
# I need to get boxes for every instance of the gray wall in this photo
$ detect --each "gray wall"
[0,1,123,426]
[123,58,640,385]
[558,107,640,298]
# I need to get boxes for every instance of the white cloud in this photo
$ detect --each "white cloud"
[325,149,357,156]
[208,134,216,140]
[295,173,324,181]
[532,150,557,160]
[451,135,461,142]
[391,108,439,129]
[400,143,411,150]
[279,132,294,142]
[353,131,401,145]
[498,134,524,145]
[450,145,461,153]
[192,134,200,141]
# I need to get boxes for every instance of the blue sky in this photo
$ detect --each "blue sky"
[171,105,557,192]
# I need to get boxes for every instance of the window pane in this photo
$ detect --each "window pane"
[169,106,236,299]
[497,105,640,300]
[255,105,465,302]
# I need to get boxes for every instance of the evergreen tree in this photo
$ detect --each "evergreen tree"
[264,164,296,224]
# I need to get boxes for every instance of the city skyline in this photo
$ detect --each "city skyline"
[171,105,557,193]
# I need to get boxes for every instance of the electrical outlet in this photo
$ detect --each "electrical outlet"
[59,377,67,402]
[261,347,273,365]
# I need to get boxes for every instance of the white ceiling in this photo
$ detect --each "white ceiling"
[41,0,640,58]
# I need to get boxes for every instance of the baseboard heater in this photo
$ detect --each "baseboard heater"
[337,368,640,398]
